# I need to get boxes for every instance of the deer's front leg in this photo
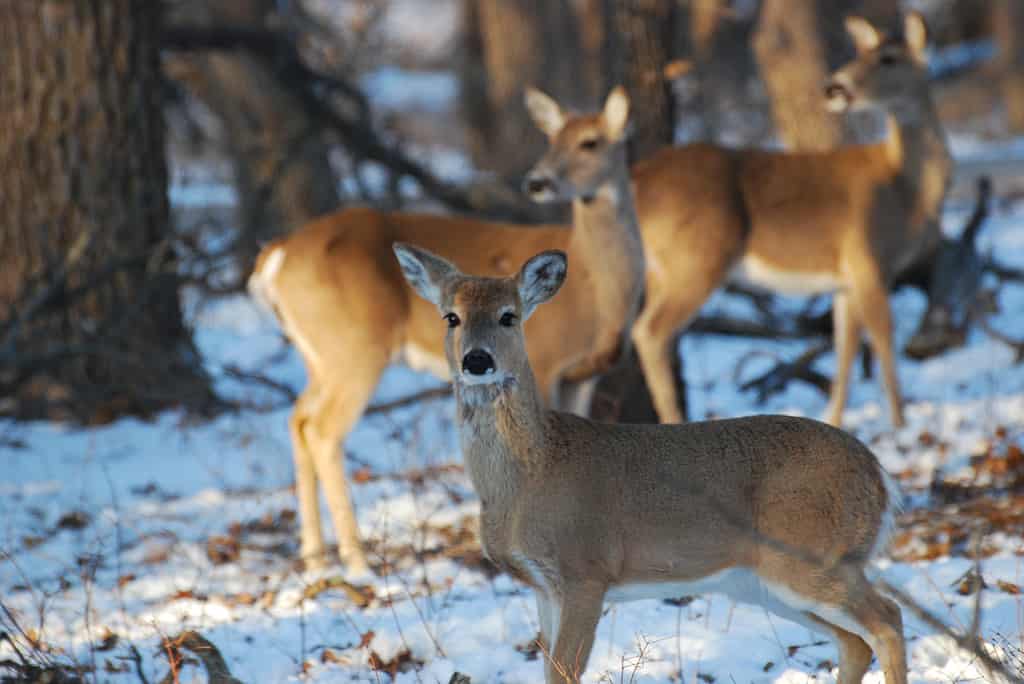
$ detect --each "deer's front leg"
[545,583,605,683]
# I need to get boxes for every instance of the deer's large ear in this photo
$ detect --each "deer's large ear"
[904,11,928,60]
[393,242,459,309]
[525,87,566,137]
[845,15,881,53]
[517,250,567,319]
[602,86,631,142]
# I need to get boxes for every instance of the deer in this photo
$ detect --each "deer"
[393,242,906,684]
[248,87,646,573]
[608,11,951,428]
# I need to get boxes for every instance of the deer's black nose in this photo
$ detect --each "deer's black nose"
[524,175,553,197]
[462,349,496,376]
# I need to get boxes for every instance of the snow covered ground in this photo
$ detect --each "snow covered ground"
[7,0,1024,677]
[3,165,1024,683]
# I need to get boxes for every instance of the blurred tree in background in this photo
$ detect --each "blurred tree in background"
[459,0,596,184]
[0,1,210,422]
[995,0,1024,133]
[2,0,1021,423]
[166,0,341,273]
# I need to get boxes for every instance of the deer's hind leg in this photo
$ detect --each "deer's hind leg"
[804,613,875,684]
[299,344,391,574]
[290,381,327,569]
[761,562,906,684]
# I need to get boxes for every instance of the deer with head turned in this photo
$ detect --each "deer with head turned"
[394,242,906,684]
[617,11,950,428]
[248,88,645,572]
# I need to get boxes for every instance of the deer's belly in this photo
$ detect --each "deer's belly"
[731,254,841,296]
[606,567,764,605]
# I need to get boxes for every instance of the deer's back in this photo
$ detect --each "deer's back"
[522,413,889,583]
[632,141,902,281]
[261,207,602,391]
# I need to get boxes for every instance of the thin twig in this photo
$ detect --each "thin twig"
[878,579,1017,683]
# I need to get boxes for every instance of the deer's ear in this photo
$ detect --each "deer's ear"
[517,250,567,319]
[393,242,459,309]
[845,15,881,53]
[602,86,631,142]
[525,87,566,137]
[904,11,928,60]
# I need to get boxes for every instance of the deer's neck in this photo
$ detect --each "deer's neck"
[568,162,646,328]
[454,369,548,506]
[886,97,952,227]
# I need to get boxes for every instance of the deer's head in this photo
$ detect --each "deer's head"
[826,12,930,116]
[523,86,631,203]
[393,243,567,391]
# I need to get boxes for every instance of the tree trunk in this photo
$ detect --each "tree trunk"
[753,0,858,151]
[590,0,682,425]
[995,0,1024,133]
[166,0,340,274]
[458,0,594,184]
[684,0,725,141]
[601,0,678,160]
[0,0,209,422]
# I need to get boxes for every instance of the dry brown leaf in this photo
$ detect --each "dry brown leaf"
[368,649,417,677]
[96,629,118,652]
[997,579,1021,595]
[56,511,91,530]
[206,535,241,565]
[302,576,375,607]
[170,589,208,602]
[320,648,345,664]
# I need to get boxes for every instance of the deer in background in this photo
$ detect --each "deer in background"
[394,242,906,684]
[248,88,645,572]
[619,11,951,428]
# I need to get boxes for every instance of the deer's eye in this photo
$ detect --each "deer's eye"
[879,52,899,66]
[499,311,517,327]
[444,313,461,328]
[579,137,600,150]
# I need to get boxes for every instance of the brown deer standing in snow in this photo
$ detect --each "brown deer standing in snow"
[394,242,906,684]
[248,88,645,572]
[621,11,950,428]
[250,12,943,572]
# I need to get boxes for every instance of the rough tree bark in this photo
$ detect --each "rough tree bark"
[0,0,209,422]
[994,0,1024,133]
[166,0,340,274]
[753,0,859,151]
[458,0,594,184]
[589,0,681,424]
[601,0,677,160]
[684,0,726,141]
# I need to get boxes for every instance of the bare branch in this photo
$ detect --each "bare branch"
[878,579,1017,684]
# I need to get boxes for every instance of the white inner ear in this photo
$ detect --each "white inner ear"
[519,255,566,319]
[395,250,441,307]
[525,88,565,137]
[603,89,630,141]
[904,14,927,57]
[845,17,881,52]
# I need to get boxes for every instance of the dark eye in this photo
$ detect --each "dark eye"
[579,137,600,150]
[879,53,899,66]
[444,313,460,328]
[499,312,517,327]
